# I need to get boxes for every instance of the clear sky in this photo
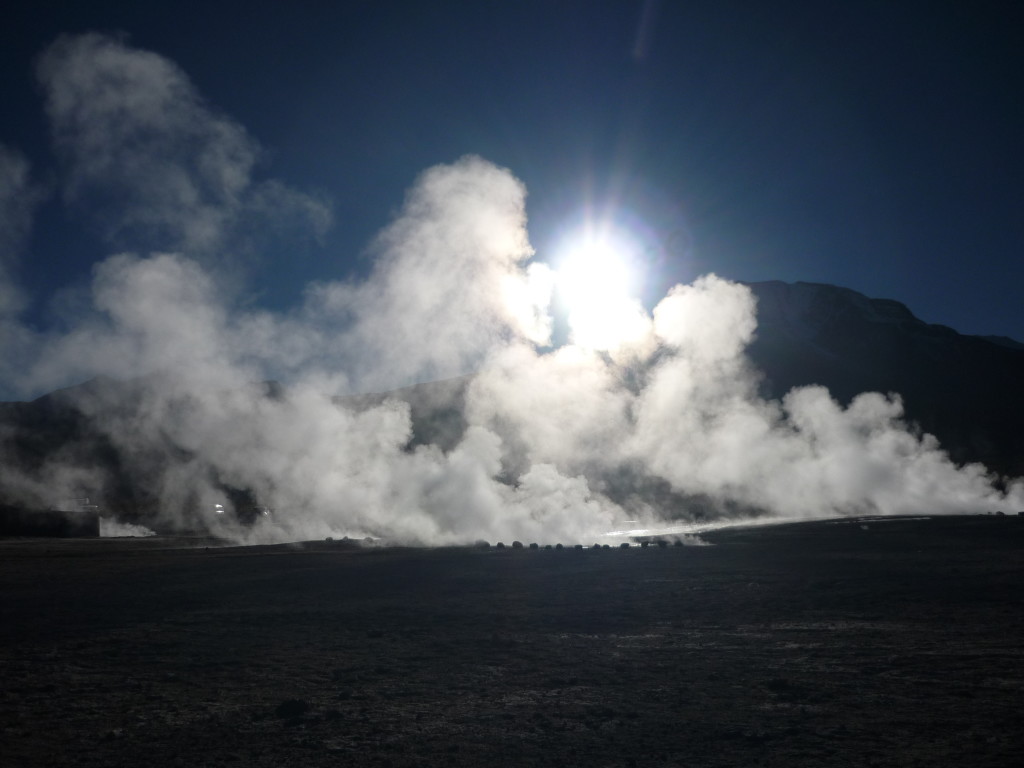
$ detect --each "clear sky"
[2,0,1022,345]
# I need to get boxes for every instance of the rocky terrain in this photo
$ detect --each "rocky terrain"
[2,515,1023,767]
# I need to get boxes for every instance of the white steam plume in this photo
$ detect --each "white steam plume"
[36,33,331,258]
[0,144,44,384]
[1,34,1021,543]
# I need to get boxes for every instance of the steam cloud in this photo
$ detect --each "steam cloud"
[2,34,1021,544]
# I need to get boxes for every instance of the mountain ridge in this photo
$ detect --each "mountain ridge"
[744,281,1024,478]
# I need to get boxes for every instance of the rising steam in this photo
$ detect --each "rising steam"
[1,34,1021,544]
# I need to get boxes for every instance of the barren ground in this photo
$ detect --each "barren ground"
[2,516,1023,767]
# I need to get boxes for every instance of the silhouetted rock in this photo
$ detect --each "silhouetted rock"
[0,505,99,537]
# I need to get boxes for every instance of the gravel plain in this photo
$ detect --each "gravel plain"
[2,515,1022,767]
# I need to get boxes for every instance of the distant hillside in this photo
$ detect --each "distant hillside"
[745,281,1024,478]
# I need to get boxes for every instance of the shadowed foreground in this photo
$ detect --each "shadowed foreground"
[2,516,1022,767]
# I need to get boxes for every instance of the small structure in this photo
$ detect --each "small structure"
[0,503,100,537]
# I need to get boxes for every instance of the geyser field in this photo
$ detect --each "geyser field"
[2,35,1023,543]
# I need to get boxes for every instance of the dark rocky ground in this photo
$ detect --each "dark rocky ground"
[2,515,1022,767]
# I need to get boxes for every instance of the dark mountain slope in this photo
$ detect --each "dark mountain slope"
[746,281,1024,477]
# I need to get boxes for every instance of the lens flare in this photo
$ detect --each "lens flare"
[555,235,651,351]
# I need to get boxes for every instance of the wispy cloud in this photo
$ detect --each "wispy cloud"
[0,144,45,385]
[37,33,330,257]
[0,144,40,314]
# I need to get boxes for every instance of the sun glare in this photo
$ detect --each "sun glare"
[555,236,650,351]
[558,240,629,315]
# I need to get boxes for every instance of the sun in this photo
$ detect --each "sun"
[555,236,650,351]
[557,239,629,319]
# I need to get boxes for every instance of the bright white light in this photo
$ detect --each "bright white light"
[501,262,556,346]
[556,237,650,351]
[558,240,629,314]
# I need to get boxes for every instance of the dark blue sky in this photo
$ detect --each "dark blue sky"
[3,0,1022,342]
